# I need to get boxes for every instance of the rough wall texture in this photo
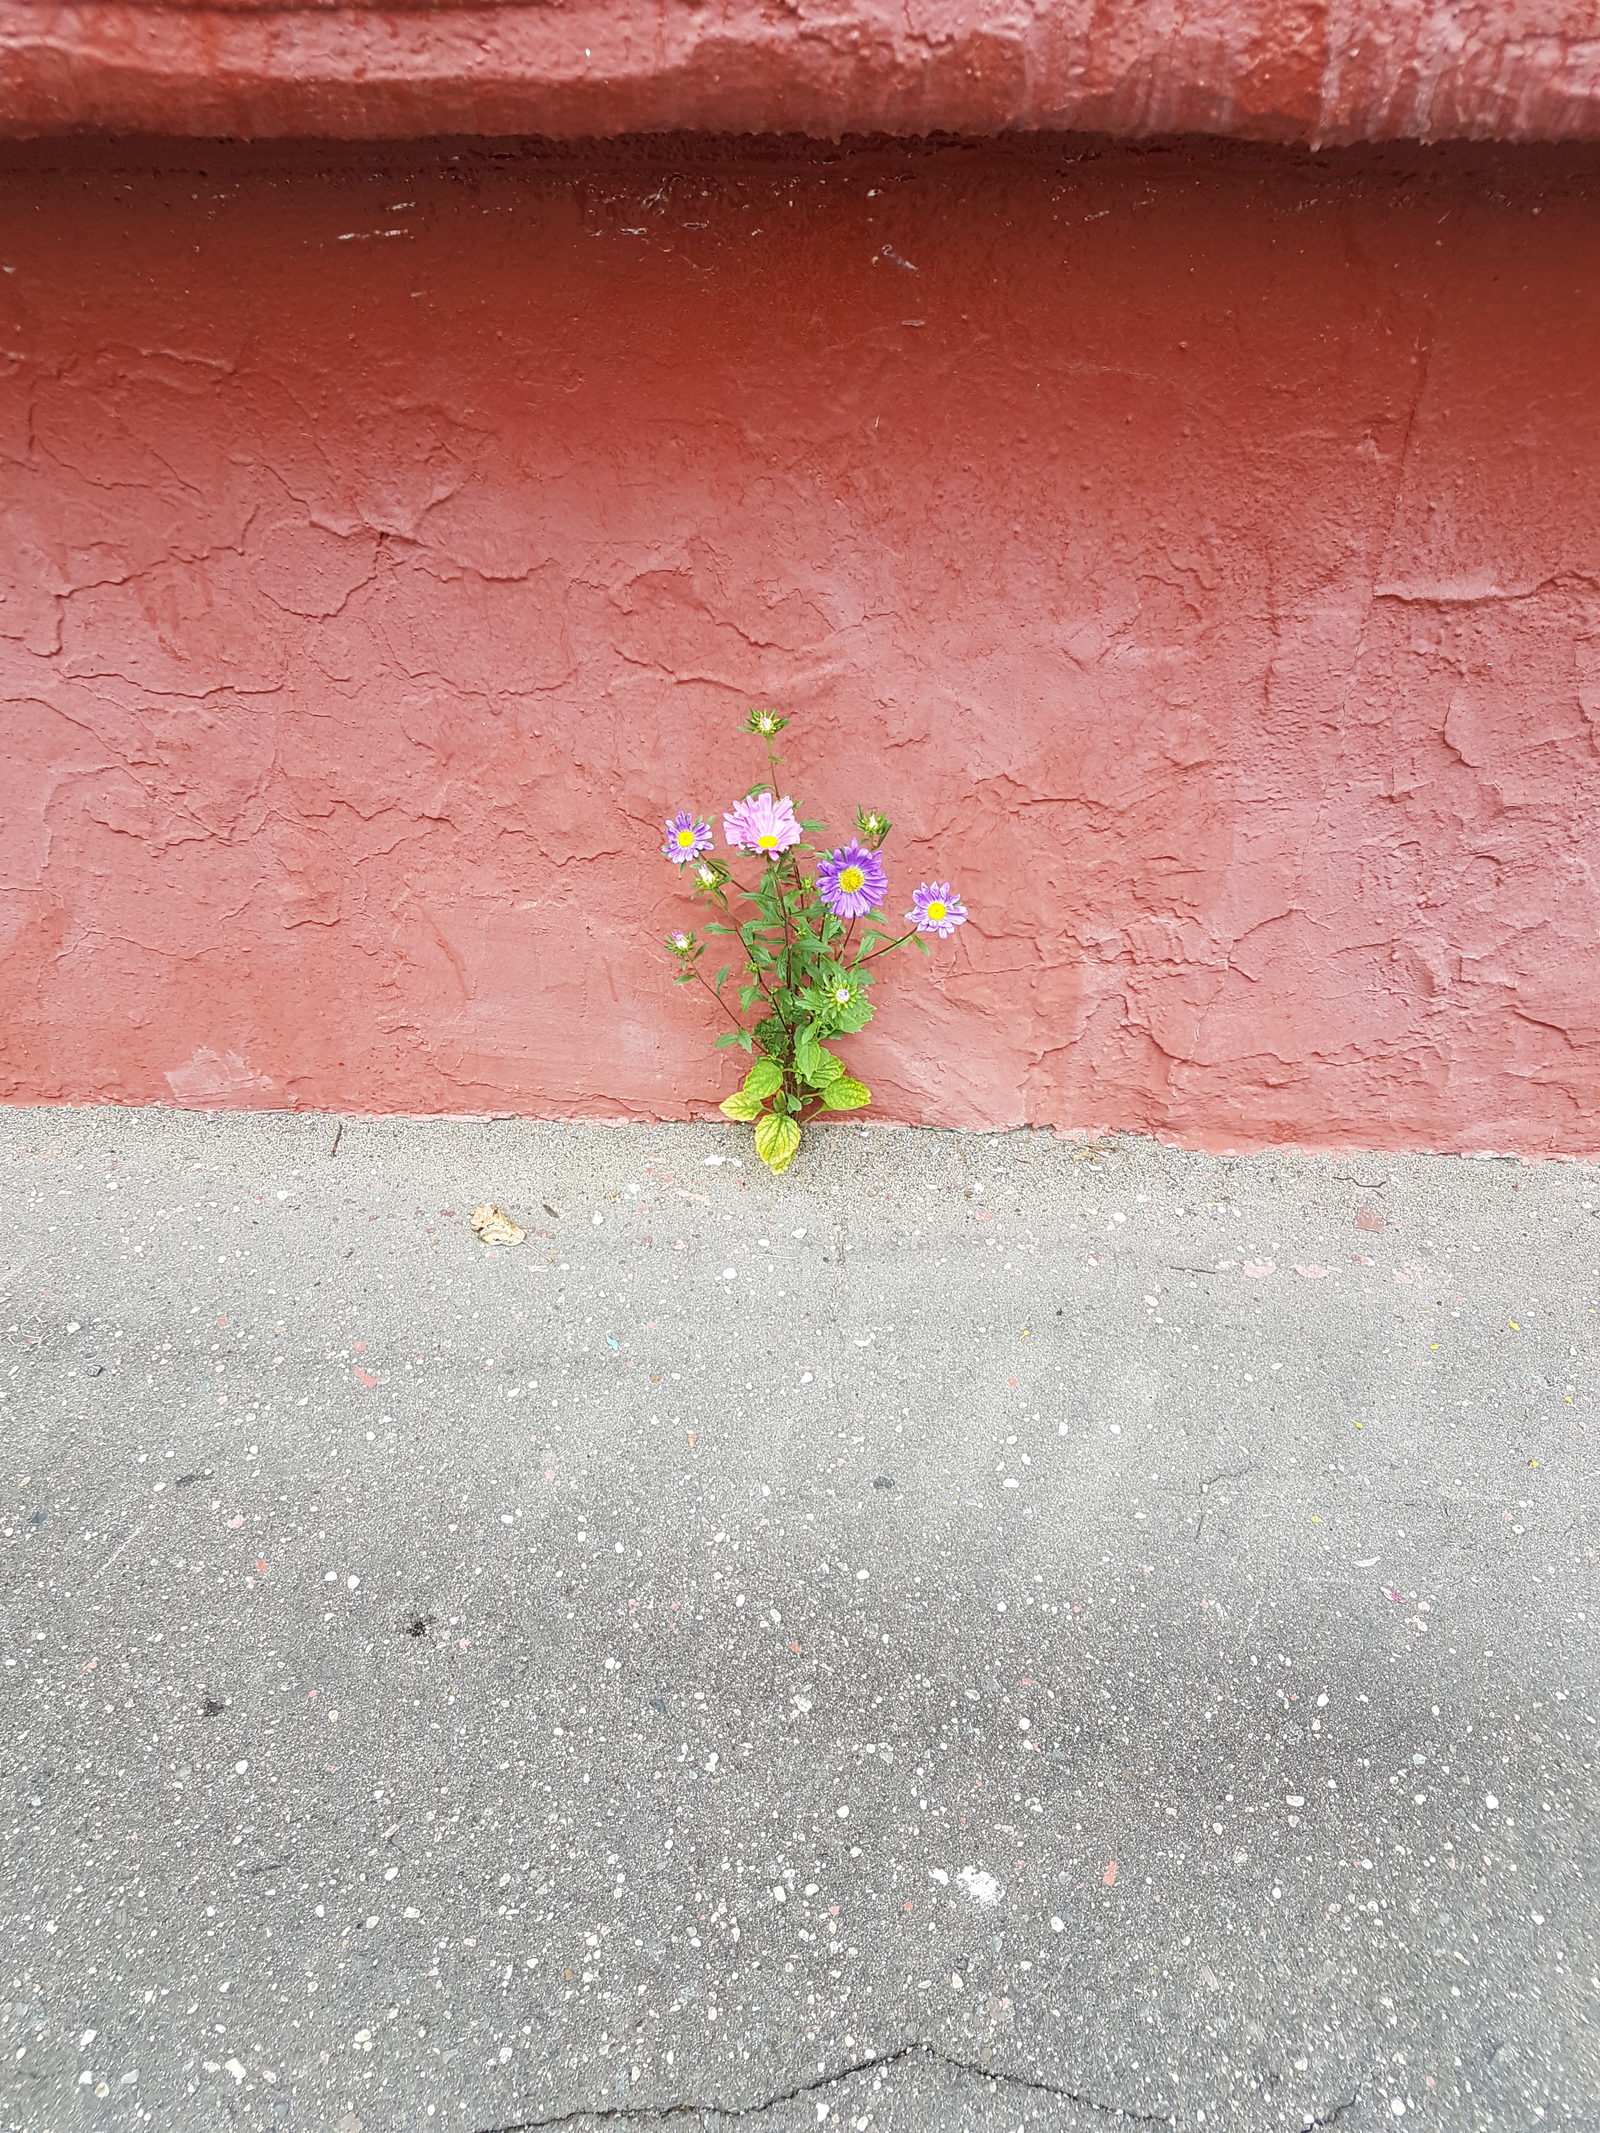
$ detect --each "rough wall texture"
[6,0,1600,146]
[2,136,1599,1151]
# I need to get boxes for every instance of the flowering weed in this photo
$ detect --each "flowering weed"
[659,711,967,1175]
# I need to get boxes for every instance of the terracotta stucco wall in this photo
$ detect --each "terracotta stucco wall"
[2,137,1598,1150]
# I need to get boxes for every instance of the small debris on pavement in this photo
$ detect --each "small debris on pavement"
[469,1205,525,1246]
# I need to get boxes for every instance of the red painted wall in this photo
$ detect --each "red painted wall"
[2,137,1598,1151]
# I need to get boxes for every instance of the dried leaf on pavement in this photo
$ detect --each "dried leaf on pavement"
[469,1204,525,1246]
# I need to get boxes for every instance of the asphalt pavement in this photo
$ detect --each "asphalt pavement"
[0,1107,1595,2133]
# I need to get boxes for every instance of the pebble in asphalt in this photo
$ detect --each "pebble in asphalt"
[0,1109,1595,2131]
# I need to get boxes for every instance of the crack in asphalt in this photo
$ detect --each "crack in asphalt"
[478,2040,1181,2129]
[1302,2095,1361,2129]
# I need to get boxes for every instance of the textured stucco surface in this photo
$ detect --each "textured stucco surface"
[7,0,1600,146]
[1,136,1599,1151]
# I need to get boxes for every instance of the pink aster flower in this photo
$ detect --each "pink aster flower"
[906,882,967,938]
[723,791,802,858]
[816,841,888,919]
[662,810,714,865]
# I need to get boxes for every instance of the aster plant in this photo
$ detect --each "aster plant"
[658,708,969,1175]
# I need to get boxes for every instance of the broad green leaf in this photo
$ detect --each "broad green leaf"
[743,1059,784,1100]
[719,1091,765,1121]
[795,1032,844,1088]
[820,1076,871,1111]
[713,965,730,992]
[754,1113,802,1175]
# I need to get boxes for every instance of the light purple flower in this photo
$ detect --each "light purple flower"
[723,791,802,858]
[662,810,714,864]
[816,841,888,919]
[906,882,967,938]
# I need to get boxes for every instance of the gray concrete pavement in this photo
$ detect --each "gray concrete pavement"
[0,1108,1595,2133]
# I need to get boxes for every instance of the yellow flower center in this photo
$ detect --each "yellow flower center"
[839,866,864,893]
[757,833,778,849]
[926,900,947,923]
[675,828,697,848]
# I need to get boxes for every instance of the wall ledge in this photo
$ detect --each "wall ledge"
[4,0,1600,146]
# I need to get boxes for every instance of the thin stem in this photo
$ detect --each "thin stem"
[691,967,745,1031]
[854,927,918,965]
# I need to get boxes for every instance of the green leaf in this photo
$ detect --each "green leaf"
[819,1076,871,1111]
[754,1113,802,1175]
[719,1091,765,1121]
[794,1032,845,1088]
[713,965,730,993]
[743,1059,784,1100]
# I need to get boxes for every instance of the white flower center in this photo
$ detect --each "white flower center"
[834,986,850,1004]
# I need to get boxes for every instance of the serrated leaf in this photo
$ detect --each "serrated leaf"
[754,1113,802,1175]
[820,1076,871,1111]
[719,1091,765,1120]
[743,1059,784,1100]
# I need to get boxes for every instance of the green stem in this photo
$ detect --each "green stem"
[854,927,917,966]
[691,966,745,1032]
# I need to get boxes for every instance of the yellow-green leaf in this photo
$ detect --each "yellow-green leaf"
[802,1048,846,1088]
[719,1091,765,1121]
[821,1076,871,1111]
[743,1059,784,1100]
[754,1113,802,1174]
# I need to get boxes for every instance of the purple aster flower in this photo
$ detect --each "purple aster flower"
[816,841,888,919]
[906,882,968,938]
[723,791,802,858]
[662,810,714,865]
